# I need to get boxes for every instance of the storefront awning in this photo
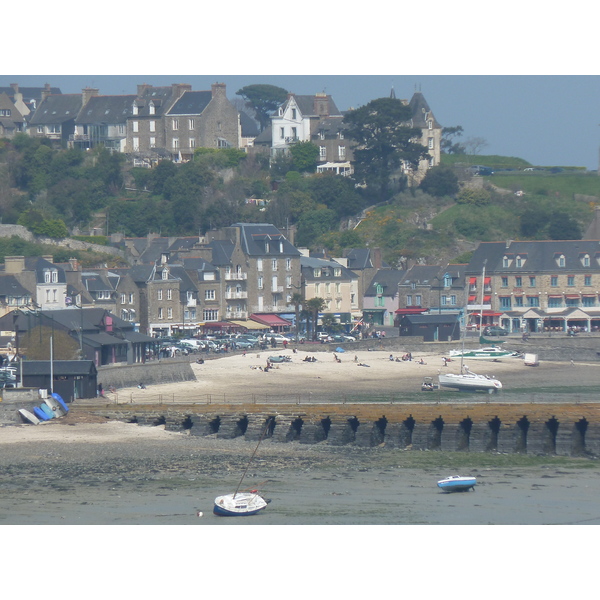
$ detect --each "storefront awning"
[483,295,491,303]
[484,277,491,285]
[203,321,239,329]
[228,320,268,330]
[565,295,580,299]
[249,313,292,327]
[468,295,476,303]
[469,277,476,285]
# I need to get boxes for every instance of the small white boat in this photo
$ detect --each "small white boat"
[438,365,502,393]
[213,491,270,517]
[449,346,520,361]
[437,475,477,493]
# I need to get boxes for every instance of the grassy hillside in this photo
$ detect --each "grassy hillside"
[353,158,599,268]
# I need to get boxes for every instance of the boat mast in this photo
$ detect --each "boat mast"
[233,419,271,498]
[479,259,487,334]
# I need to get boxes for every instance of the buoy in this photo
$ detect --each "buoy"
[197,511,203,517]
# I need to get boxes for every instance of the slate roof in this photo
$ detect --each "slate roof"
[76,95,136,124]
[400,265,443,286]
[233,223,301,257]
[23,257,67,284]
[240,111,259,137]
[290,94,341,117]
[28,94,83,125]
[168,91,212,115]
[21,360,97,376]
[300,256,357,281]
[364,269,407,296]
[0,274,31,298]
[345,248,390,270]
[208,239,235,266]
[134,86,182,117]
[467,240,600,275]
[408,91,442,129]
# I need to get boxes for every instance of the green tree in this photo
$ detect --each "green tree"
[548,212,582,240]
[456,187,491,206]
[441,125,466,154]
[344,97,428,201]
[419,165,459,197]
[289,141,319,173]
[305,297,326,341]
[236,84,289,132]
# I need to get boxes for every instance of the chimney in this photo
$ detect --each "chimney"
[42,255,54,263]
[41,83,52,102]
[137,84,152,97]
[211,82,227,99]
[172,83,192,98]
[372,248,382,270]
[81,87,99,106]
[4,256,25,274]
[68,257,80,272]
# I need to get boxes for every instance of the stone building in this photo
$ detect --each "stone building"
[466,240,600,333]
[163,83,241,160]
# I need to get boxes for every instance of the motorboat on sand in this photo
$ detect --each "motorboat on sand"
[448,346,521,361]
[437,475,477,492]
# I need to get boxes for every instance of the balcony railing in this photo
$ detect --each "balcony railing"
[224,272,247,280]
[225,291,248,299]
[225,310,248,319]
[271,286,284,293]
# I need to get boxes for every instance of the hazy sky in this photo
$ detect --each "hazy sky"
[5,74,599,170]
[5,5,599,170]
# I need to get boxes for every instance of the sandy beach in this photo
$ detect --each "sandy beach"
[94,347,600,404]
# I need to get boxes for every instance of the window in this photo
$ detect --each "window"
[129,293,134,304]
[149,137,155,148]
[132,104,138,116]
[583,296,596,307]
[501,277,508,287]
[428,137,434,149]
[319,130,325,140]
[527,296,539,307]
[415,295,422,306]
[338,145,346,159]
[551,276,558,287]
[503,256,510,268]
[313,268,321,277]
[291,108,297,120]
[548,297,562,308]
[529,276,536,287]
[172,138,179,149]
[158,307,163,319]
[167,307,173,319]
[158,289,163,301]
[566,297,580,307]
[162,269,169,280]
[428,119,433,130]
[272,259,278,271]
[149,103,155,115]
[0,109,11,117]
[280,127,285,139]
[272,276,279,292]
[558,255,565,267]
[583,254,590,267]
[286,258,291,270]
[514,296,524,307]
[335,283,340,294]
[585,275,592,286]
[149,120,155,132]
[286,276,292,289]
[167,289,172,300]
[567,276,575,286]
[188,118,194,129]
[516,256,523,268]
[515,276,522,287]
[172,119,179,130]
[319,146,326,158]
[334,268,341,277]
[258,276,263,289]
[205,289,216,300]
[132,121,139,133]
[121,293,126,304]
[499,296,512,309]
[203,309,218,321]
[315,283,320,295]
[291,127,297,139]
[406,295,412,306]
[450,295,456,305]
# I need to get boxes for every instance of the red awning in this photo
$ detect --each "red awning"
[483,295,491,303]
[565,295,580,299]
[472,311,502,317]
[469,277,476,285]
[484,277,491,284]
[250,313,292,327]
[468,295,476,303]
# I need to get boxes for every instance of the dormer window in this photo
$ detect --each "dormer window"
[557,254,566,268]
[162,268,169,280]
[132,103,138,115]
[428,119,433,129]
[503,256,511,268]
[313,268,321,278]
[334,268,341,277]
[582,254,590,267]
[149,102,155,115]
[291,108,297,120]
[516,255,524,268]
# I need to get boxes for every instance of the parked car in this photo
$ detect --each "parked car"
[234,339,257,349]
[483,326,509,336]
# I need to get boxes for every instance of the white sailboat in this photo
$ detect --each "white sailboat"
[439,260,503,394]
[213,421,271,517]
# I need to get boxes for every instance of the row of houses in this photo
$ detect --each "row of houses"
[1,223,599,366]
[0,82,442,178]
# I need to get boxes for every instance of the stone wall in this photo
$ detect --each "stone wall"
[96,359,195,390]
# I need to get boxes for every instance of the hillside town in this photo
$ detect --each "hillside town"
[0,80,599,370]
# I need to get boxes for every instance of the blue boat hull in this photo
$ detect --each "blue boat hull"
[437,477,477,493]
[213,504,266,517]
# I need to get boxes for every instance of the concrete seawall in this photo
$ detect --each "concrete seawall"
[72,401,600,458]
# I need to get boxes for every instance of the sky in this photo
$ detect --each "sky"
[4,6,600,173]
